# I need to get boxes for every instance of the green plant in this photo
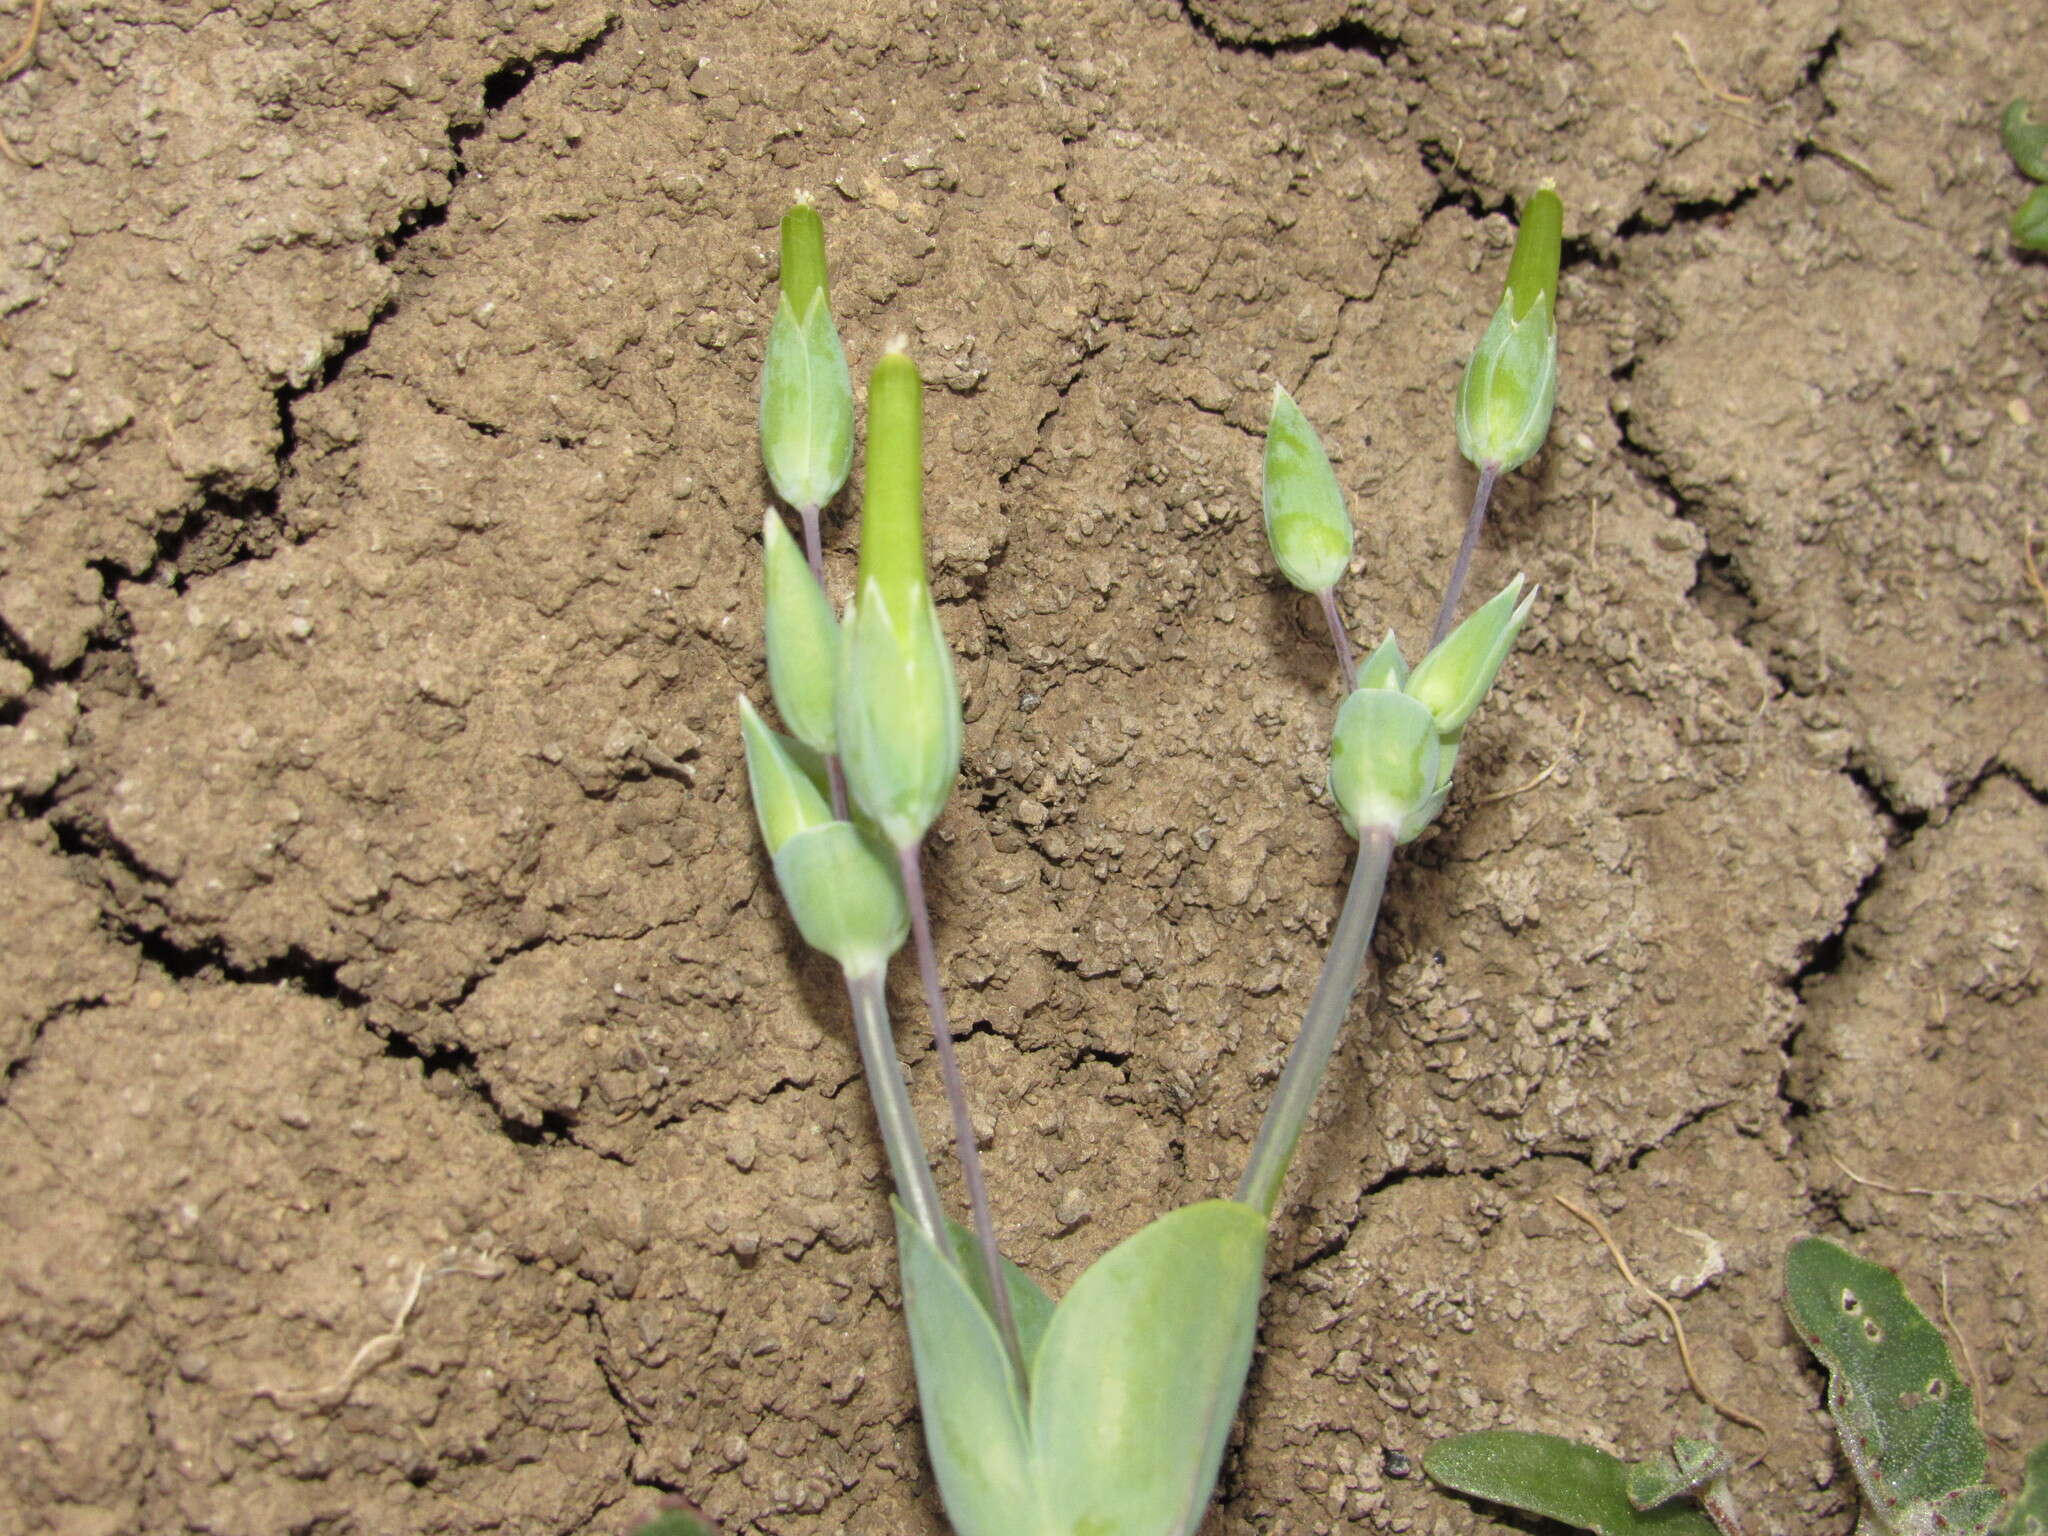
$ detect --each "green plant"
[2004,99,2048,252]
[1425,1236,2048,1536]
[721,187,1561,1536]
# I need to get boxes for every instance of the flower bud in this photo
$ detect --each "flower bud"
[1405,575,1537,735]
[1262,385,1353,593]
[1329,687,1444,843]
[738,695,833,855]
[838,349,962,849]
[760,204,855,511]
[762,511,840,755]
[772,822,911,978]
[1455,186,1561,473]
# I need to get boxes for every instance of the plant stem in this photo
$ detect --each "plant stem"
[797,503,826,587]
[1428,460,1501,651]
[792,502,850,818]
[898,841,1028,1385]
[1318,586,1358,694]
[1235,824,1396,1218]
[844,966,949,1255]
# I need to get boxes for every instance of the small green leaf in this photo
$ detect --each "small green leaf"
[1625,1439,1729,1512]
[762,511,840,755]
[629,1504,721,1536]
[946,1216,1056,1376]
[894,1201,1036,1536]
[1356,630,1408,692]
[1406,574,1538,735]
[2004,99,2048,183]
[1030,1200,1267,1536]
[1785,1238,1991,1513]
[2013,184,2048,253]
[1262,385,1354,594]
[1424,1431,1718,1536]
[738,696,833,855]
[1994,1440,2048,1536]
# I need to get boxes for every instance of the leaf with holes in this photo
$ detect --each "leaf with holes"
[1785,1237,2004,1535]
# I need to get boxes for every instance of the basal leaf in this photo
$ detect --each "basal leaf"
[894,1201,1034,1536]
[1425,1431,1718,1536]
[1785,1238,1987,1511]
[1030,1199,1268,1536]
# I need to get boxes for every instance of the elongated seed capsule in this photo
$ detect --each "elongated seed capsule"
[1455,186,1562,474]
[760,203,855,512]
[838,348,962,849]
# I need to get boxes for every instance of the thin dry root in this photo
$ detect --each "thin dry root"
[251,1248,506,1410]
[0,0,48,166]
[1829,1148,2048,1210]
[1552,1194,1771,1451]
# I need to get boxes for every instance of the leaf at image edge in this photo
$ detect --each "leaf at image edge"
[628,1508,721,1536]
[1996,1441,2048,1536]
[1424,1431,1719,1536]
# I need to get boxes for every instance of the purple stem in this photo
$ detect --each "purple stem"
[898,841,1027,1384]
[797,503,826,588]
[1318,586,1357,694]
[1428,460,1501,651]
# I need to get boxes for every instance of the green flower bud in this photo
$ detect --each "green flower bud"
[738,695,833,855]
[2003,99,2048,182]
[839,349,962,849]
[1355,630,1408,692]
[1329,687,1443,843]
[762,511,840,755]
[1262,385,1353,593]
[1405,575,1538,735]
[772,822,910,978]
[760,206,855,511]
[1455,186,1561,473]
[2015,184,2048,252]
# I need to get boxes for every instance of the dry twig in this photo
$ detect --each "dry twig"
[251,1248,506,1410]
[1552,1194,1770,1445]
[0,0,48,166]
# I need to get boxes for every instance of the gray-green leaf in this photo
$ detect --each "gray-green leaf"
[760,293,855,512]
[1425,1431,1718,1536]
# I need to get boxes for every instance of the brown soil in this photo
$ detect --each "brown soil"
[3,1,2045,1532]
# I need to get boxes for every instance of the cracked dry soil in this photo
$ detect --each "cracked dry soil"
[2,0,2045,1532]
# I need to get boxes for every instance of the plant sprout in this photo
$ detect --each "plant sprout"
[732,188,1562,1535]
[2004,99,2048,252]
[1425,1237,2048,1536]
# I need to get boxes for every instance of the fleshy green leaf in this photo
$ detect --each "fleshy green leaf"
[1625,1439,1729,1512]
[1030,1200,1267,1536]
[2004,99,2048,183]
[1262,385,1353,594]
[1424,1431,1718,1536]
[1785,1238,1993,1516]
[1406,574,1538,735]
[2014,184,2048,253]
[894,1201,1035,1536]
[946,1216,1057,1376]
[737,696,833,855]
[1994,1440,2048,1536]
[628,1504,721,1536]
